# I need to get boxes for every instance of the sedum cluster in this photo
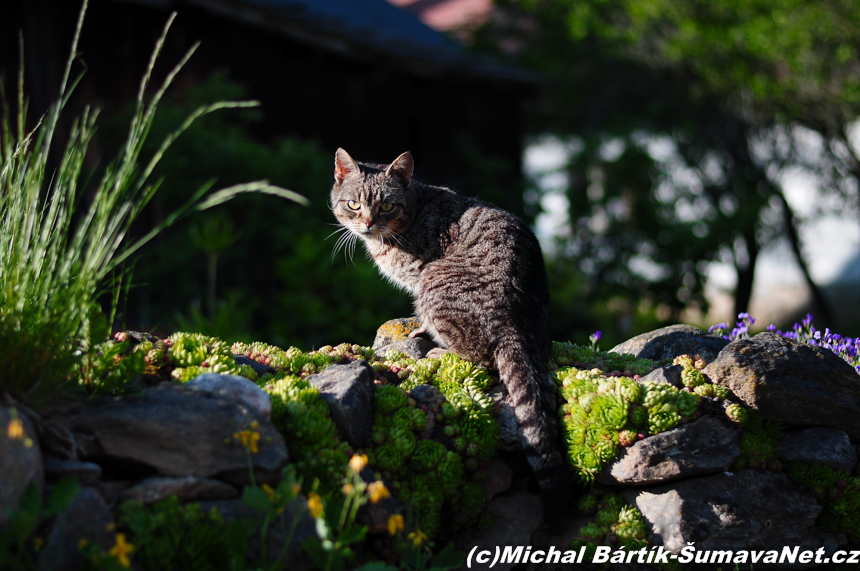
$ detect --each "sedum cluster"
[77,338,146,393]
[395,353,500,534]
[730,409,783,471]
[786,462,860,543]
[672,354,730,399]
[91,332,260,388]
[550,341,661,376]
[366,384,465,536]
[166,333,258,382]
[234,343,498,537]
[572,493,648,559]
[232,340,335,376]
[557,366,701,482]
[402,353,499,465]
[264,372,350,494]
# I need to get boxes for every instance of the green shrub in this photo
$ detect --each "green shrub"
[0,4,303,406]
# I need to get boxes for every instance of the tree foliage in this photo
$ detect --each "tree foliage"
[473,0,860,337]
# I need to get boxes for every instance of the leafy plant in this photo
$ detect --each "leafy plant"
[0,0,305,407]
[0,478,80,570]
[118,497,229,571]
[571,493,648,562]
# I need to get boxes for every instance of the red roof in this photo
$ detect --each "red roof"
[387,0,491,34]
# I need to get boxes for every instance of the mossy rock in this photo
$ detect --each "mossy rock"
[372,317,421,350]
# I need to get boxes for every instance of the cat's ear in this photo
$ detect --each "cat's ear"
[334,148,360,184]
[386,151,414,181]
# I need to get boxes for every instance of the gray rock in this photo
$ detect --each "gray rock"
[704,332,860,438]
[488,385,521,451]
[38,418,78,460]
[127,330,160,344]
[198,497,317,571]
[624,470,844,567]
[39,487,115,571]
[375,337,437,360]
[1,406,43,529]
[43,457,102,485]
[408,384,444,409]
[372,317,422,350]
[59,383,288,486]
[597,416,741,485]
[119,476,238,504]
[88,480,133,507]
[779,427,858,475]
[611,324,729,363]
[307,361,375,448]
[485,456,514,501]
[640,364,683,388]
[460,492,543,571]
[187,373,272,418]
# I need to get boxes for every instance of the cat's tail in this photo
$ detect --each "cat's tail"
[495,339,569,523]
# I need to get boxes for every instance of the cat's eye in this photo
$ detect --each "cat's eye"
[379,203,394,213]
[346,200,361,211]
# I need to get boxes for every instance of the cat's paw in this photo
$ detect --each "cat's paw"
[424,347,452,360]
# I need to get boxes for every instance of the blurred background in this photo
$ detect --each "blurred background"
[1,0,858,349]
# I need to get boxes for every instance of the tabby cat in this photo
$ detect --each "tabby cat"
[330,148,568,520]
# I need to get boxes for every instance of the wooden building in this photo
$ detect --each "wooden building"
[0,0,541,217]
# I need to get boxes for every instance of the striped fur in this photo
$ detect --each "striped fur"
[331,149,569,520]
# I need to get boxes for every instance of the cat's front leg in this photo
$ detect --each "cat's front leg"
[407,316,447,349]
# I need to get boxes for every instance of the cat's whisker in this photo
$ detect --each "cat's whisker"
[331,226,358,263]
[325,225,351,241]
[348,233,358,264]
[381,227,409,250]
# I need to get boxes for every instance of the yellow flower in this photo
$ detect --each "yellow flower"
[7,419,24,440]
[109,533,135,568]
[387,514,405,536]
[342,483,354,496]
[234,429,260,453]
[307,493,324,518]
[408,529,428,546]
[262,484,276,501]
[77,539,89,550]
[367,481,390,504]
[348,453,368,473]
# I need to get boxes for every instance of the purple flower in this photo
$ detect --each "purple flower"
[709,313,858,373]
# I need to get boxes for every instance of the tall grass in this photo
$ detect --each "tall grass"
[0,0,306,406]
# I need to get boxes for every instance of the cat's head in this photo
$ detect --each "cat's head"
[330,148,416,242]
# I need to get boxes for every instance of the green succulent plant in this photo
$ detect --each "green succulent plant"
[577,494,598,515]
[266,373,350,493]
[556,364,702,483]
[732,410,782,470]
[550,341,661,376]
[572,494,648,562]
[786,461,860,542]
[693,382,730,399]
[725,402,749,424]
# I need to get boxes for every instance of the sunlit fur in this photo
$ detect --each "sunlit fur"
[330,148,570,522]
